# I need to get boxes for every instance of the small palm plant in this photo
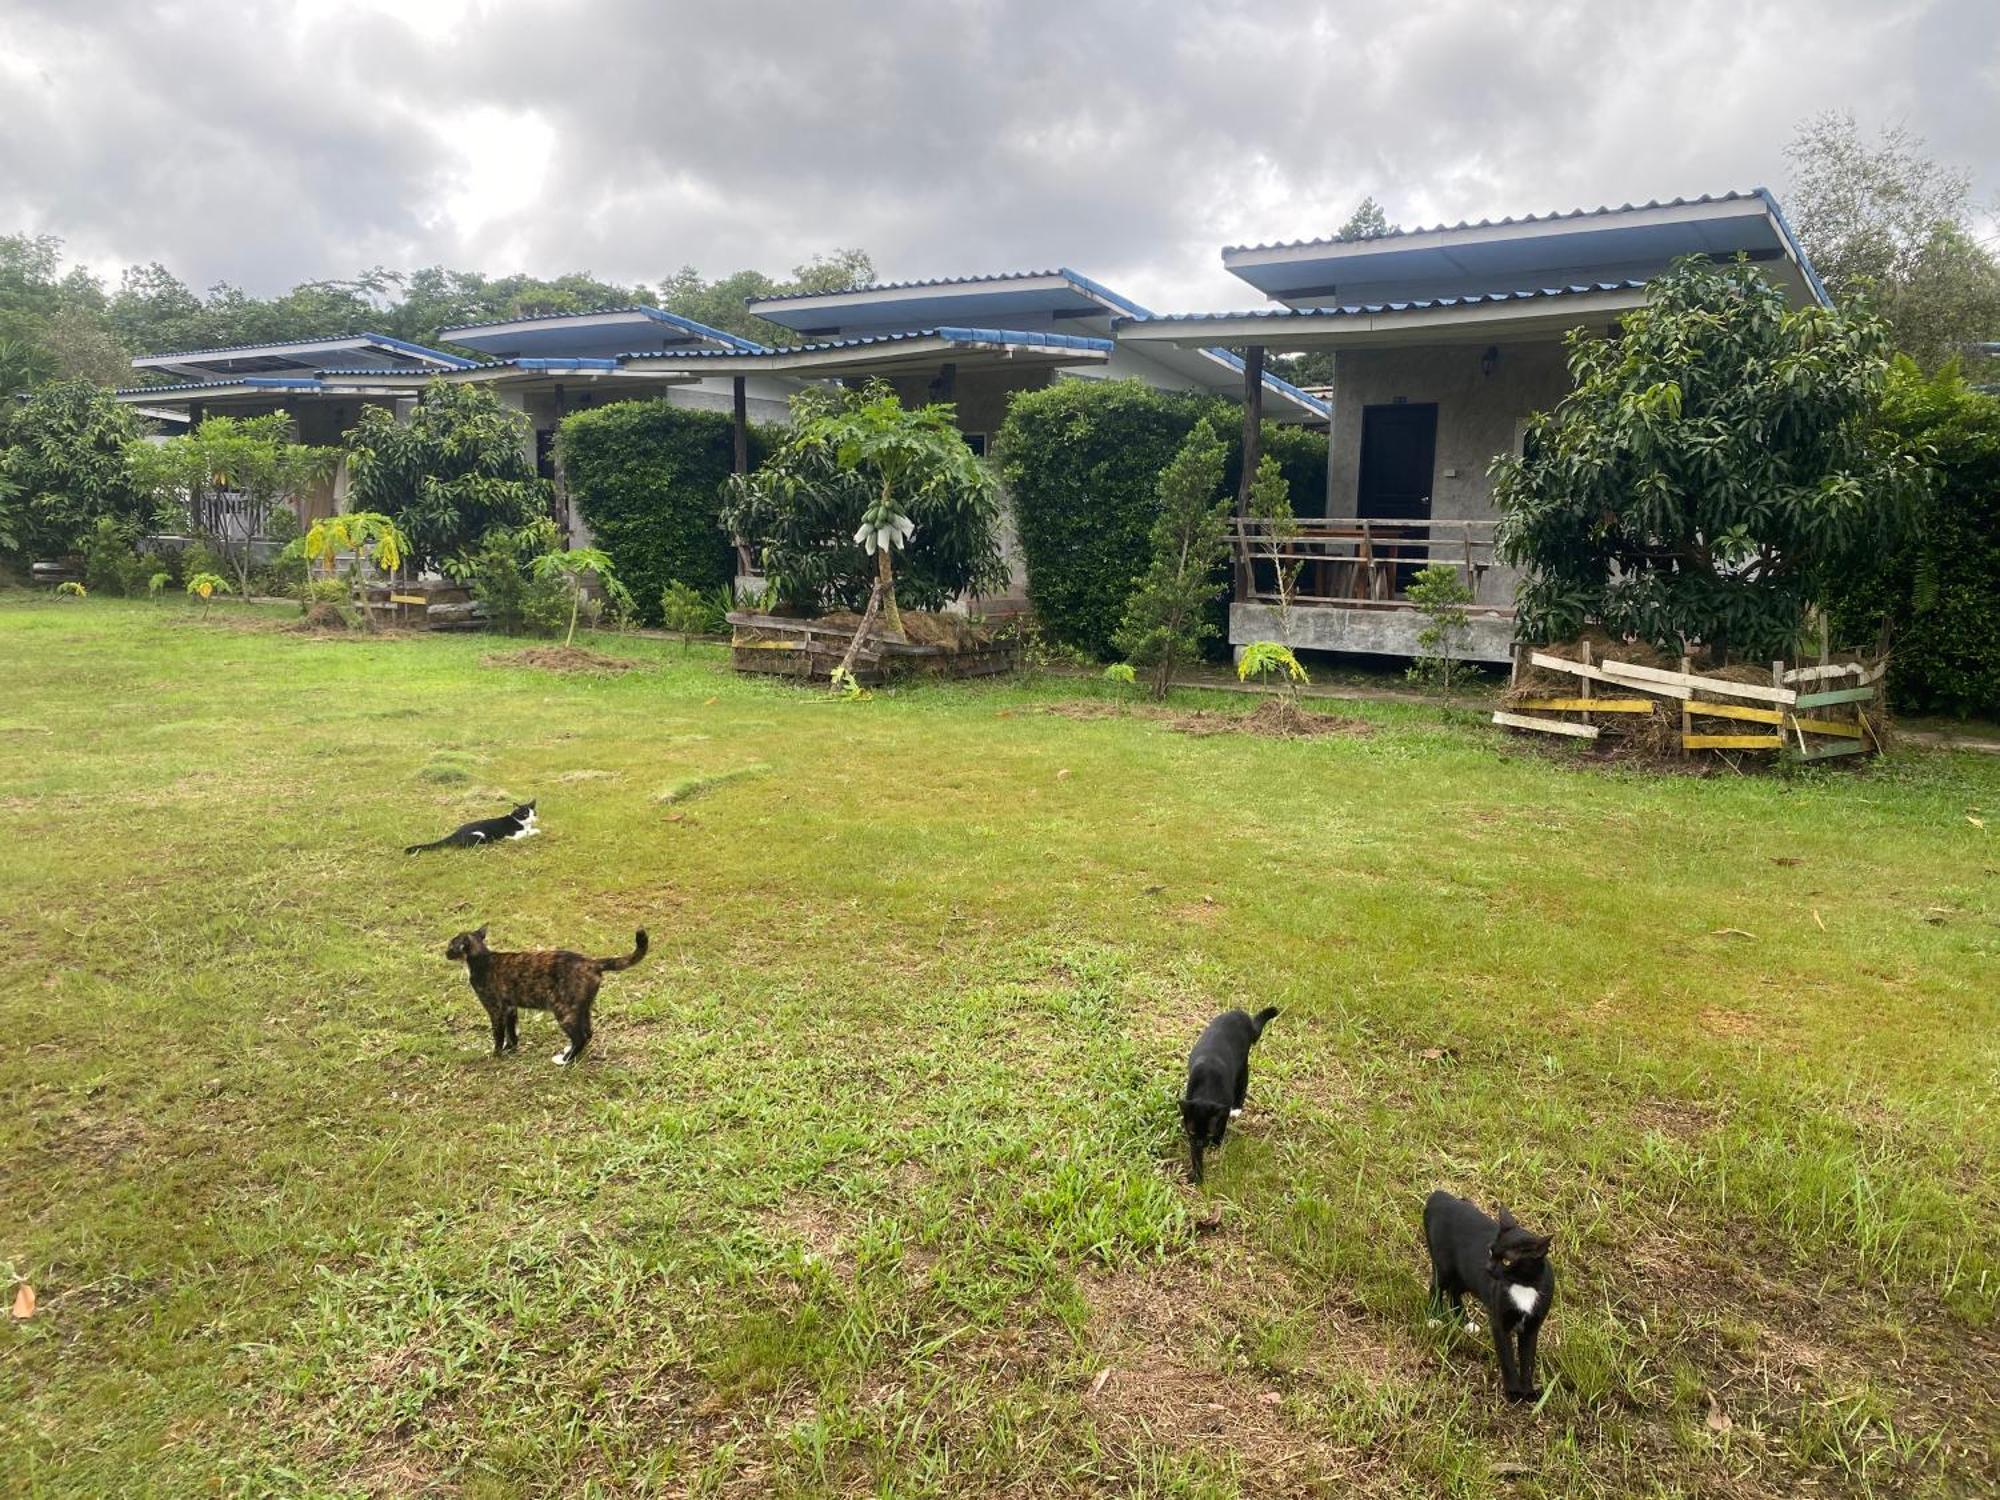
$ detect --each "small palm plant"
[55,580,86,599]
[185,572,231,618]
[147,571,172,601]
[530,547,627,648]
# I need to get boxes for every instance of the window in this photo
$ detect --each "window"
[962,433,988,457]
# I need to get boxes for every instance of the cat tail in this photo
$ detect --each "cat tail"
[1250,1005,1280,1037]
[404,837,448,855]
[596,929,649,972]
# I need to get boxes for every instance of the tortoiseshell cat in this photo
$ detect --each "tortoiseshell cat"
[445,926,647,1066]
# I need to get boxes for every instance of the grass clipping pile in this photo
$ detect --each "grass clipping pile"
[1499,630,1887,766]
[1170,698,1373,739]
[484,645,638,674]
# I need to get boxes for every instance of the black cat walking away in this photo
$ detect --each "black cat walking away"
[1423,1190,1556,1403]
[445,926,646,1066]
[1180,1006,1280,1184]
[406,801,538,853]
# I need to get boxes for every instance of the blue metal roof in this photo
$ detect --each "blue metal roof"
[1222,191,1829,310]
[130,331,475,369]
[440,306,767,355]
[1117,281,1651,326]
[621,325,1115,360]
[1221,191,1764,255]
[112,375,327,397]
[1196,349,1329,417]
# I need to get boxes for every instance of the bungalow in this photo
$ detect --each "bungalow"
[110,316,761,533]
[1115,189,1831,663]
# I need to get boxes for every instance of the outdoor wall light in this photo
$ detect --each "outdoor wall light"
[1480,345,1499,378]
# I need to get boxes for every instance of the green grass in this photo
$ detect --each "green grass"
[2,597,1995,1498]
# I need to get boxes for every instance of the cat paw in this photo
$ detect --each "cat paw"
[1228,1108,1243,1118]
[551,1051,571,1066]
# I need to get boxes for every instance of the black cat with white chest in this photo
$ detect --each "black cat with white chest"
[1423,1190,1556,1403]
[405,801,539,854]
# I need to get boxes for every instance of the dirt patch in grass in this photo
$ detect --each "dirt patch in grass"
[1035,700,1135,721]
[1078,1248,1416,1492]
[1170,699,1375,740]
[485,645,639,674]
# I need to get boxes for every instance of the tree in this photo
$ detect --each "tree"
[1339,196,1399,241]
[1785,112,2000,369]
[303,512,406,630]
[719,384,1005,622]
[660,250,876,347]
[1113,418,1232,698]
[529,547,630,647]
[343,381,549,571]
[184,571,230,619]
[126,413,337,598]
[1405,564,1476,700]
[0,378,146,561]
[1240,452,1308,702]
[1823,360,2000,717]
[1493,256,1924,662]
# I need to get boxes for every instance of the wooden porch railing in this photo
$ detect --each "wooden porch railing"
[1230,517,1513,613]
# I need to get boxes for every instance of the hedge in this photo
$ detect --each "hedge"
[559,400,773,624]
[1824,361,2000,718]
[995,378,1327,659]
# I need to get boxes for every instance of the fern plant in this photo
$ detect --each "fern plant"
[55,580,86,598]
[1236,640,1309,692]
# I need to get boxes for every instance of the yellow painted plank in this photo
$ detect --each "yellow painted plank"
[1789,715,1865,739]
[1683,733,1783,750]
[1688,699,1785,725]
[1513,697,1655,713]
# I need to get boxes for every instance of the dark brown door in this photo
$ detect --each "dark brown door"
[1357,403,1437,520]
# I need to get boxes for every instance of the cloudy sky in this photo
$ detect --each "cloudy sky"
[3,0,1996,314]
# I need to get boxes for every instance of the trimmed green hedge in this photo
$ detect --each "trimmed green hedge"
[1824,362,2000,718]
[559,400,773,624]
[996,379,1327,659]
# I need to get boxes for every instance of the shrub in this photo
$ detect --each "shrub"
[82,517,152,597]
[1824,360,2000,716]
[561,400,772,624]
[344,381,549,572]
[0,378,146,562]
[661,579,730,645]
[1493,256,1924,661]
[997,379,1327,659]
[463,519,573,636]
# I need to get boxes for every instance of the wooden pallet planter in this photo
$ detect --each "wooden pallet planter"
[726,611,1019,686]
[1502,642,1886,764]
[357,579,482,630]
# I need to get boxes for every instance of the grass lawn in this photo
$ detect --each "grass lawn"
[2,597,1996,1499]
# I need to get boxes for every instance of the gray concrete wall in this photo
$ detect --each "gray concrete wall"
[1230,602,1515,664]
[1327,339,1570,526]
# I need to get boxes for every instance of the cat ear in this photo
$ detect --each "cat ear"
[1495,1206,1519,1229]
[474,925,488,939]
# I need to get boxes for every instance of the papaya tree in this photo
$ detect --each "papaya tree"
[303,512,406,631]
[528,546,631,647]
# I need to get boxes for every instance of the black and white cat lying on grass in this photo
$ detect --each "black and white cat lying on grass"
[1180,1005,1280,1184]
[405,801,539,854]
[1424,1191,1556,1404]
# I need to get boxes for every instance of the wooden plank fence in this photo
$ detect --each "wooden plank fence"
[1496,645,1886,762]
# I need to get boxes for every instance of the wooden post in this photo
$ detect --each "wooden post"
[1579,639,1593,730]
[1234,345,1265,595]
[731,376,753,578]
[1680,653,1693,755]
[731,376,748,476]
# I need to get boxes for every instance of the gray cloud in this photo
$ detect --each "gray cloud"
[2,0,1994,314]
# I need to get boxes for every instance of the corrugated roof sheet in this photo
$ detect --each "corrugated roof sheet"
[621,326,1115,360]
[1223,191,1760,256]
[131,331,475,367]
[437,306,767,352]
[1117,281,1650,325]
